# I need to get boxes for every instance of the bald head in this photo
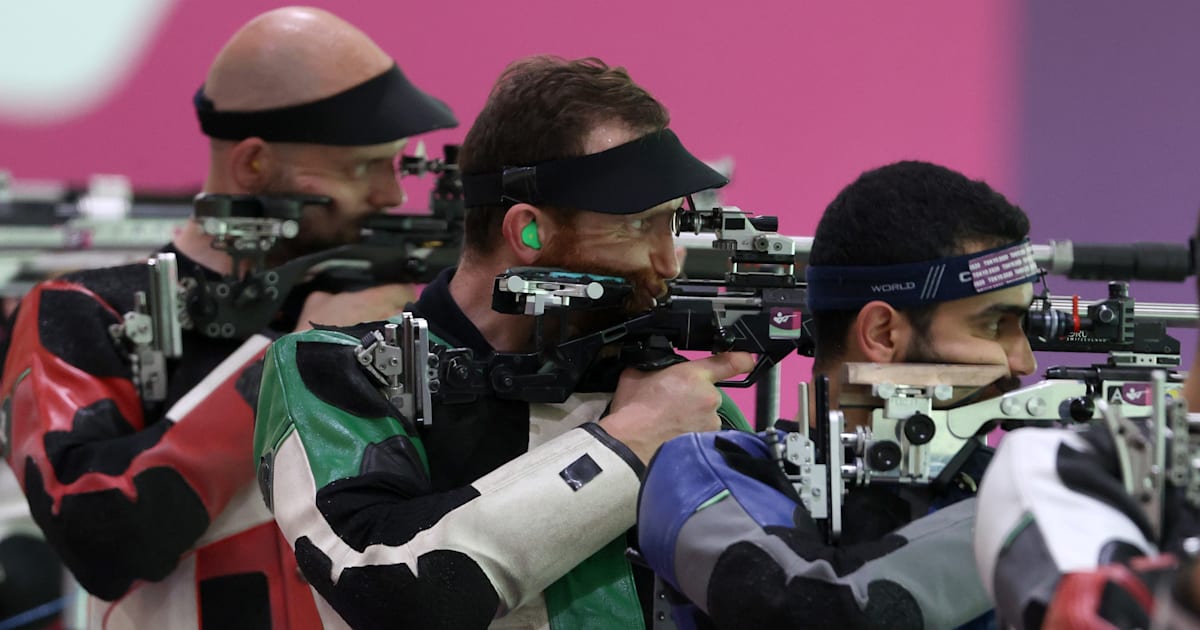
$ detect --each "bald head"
[204,6,392,111]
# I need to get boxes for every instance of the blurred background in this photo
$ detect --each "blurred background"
[0,0,1194,422]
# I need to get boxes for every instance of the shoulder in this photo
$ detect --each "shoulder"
[57,263,151,314]
[264,324,391,415]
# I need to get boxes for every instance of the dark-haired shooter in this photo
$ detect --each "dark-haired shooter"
[638,160,1038,629]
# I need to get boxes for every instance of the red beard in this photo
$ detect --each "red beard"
[530,223,669,347]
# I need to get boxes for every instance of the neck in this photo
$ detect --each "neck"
[181,166,246,275]
[449,255,534,352]
[172,220,233,275]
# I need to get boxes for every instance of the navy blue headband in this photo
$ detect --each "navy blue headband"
[461,129,728,215]
[806,239,1040,311]
[194,63,458,145]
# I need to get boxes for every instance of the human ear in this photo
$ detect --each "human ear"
[228,138,272,192]
[852,301,911,363]
[501,204,547,265]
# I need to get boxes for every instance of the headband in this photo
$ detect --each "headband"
[805,238,1040,311]
[461,129,727,214]
[194,63,458,145]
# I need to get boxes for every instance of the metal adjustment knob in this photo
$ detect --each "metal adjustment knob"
[902,413,936,445]
[867,441,901,471]
[1069,397,1095,422]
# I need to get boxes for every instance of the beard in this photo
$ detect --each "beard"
[901,331,1023,405]
[259,177,368,267]
[530,223,669,348]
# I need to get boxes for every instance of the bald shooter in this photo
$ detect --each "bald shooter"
[194,6,456,148]
[204,7,391,112]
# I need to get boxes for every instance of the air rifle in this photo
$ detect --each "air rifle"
[351,201,815,426]
[777,271,1198,543]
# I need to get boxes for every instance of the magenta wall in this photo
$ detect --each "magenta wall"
[0,1,1021,421]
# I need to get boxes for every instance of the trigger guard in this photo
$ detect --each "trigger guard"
[717,354,770,388]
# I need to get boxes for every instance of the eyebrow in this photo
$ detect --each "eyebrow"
[356,140,408,159]
[972,303,1031,320]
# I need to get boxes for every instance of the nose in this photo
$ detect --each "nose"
[650,221,681,280]
[1008,337,1037,378]
[369,166,406,210]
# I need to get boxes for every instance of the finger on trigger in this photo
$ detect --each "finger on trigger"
[702,351,756,382]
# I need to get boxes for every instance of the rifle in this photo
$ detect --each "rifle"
[680,231,1200,427]
[0,145,465,298]
[0,173,192,297]
[777,270,1198,543]
[351,200,815,430]
[1,146,466,401]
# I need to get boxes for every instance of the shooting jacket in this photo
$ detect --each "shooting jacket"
[638,429,996,630]
[254,267,752,630]
[0,247,321,629]
[976,423,1200,629]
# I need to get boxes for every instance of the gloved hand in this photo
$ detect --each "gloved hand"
[1043,554,1177,630]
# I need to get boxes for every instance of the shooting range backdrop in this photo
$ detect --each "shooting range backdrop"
[0,0,1193,421]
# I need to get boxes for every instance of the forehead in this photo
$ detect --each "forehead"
[582,123,639,155]
[577,197,683,226]
[939,282,1034,318]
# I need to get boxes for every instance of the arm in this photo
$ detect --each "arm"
[254,328,644,630]
[0,279,264,601]
[974,425,1159,630]
[717,390,752,432]
[637,430,991,630]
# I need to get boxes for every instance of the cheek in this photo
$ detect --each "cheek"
[595,239,654,270]
[929,337,1010,366]
[291,173,366,208]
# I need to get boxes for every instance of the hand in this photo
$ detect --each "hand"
[294,283,417,332]
[601,352,755,465]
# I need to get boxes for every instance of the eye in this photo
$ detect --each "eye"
[979,318,1002,338]
[628,218,646,230]
[352,162,369,178]
[994,314,1026,338]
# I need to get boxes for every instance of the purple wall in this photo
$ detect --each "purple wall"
[1018,1,1199,374]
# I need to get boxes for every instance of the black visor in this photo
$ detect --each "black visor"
[194,63,458,145]
[461,129,728,214]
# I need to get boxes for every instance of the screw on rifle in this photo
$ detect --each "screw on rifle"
[450,359,469,382]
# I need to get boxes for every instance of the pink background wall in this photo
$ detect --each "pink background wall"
[0,1,1021,421]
